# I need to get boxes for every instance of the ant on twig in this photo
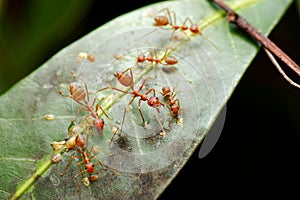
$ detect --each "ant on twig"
[59,72,119,142]
[98,67,166,135]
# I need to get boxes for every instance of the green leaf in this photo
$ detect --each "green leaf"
[0,0,293,199]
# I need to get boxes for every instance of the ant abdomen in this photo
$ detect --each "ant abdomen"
[164,56,178,65]
[114,71,132,87]
[69,82,86,101]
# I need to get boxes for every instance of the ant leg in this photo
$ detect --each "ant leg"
[152,48,159,78]
[90,145,109,157]
[73,176,82,196]
[75,161,86,178]
[95,157,108,171]
[84,115,95,135]
[182,17,195,28]
[59,90,72,98]
[138,99,147,128]
[93,86,112,94]
[90,145,120,176]
[118,95,136,135]
[91,147,121,176]
[170,10,177,26]
[159,48,169,61]
[95,86,131,96]
[60,155,82,176]
[145,88,156,96]
[127,67,135,90]
[155,7,173,25]
[73,106,88,123]
[73,166,87,196]
[97,104,112,120]
[119,106,128,135]
[183,18,220,51]
[93,97,113,120]
[169,29,177,41]
[137,78,151,93]
[154,111,166,136]
[101,124,120,146]
[103,162,121,176]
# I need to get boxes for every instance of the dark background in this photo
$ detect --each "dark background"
[1,0,299,199]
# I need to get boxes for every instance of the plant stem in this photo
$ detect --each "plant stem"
[9,159,53,200]
[211,0,300,77]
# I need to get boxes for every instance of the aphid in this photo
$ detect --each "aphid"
[51,153,63,163]
[44,114,55,121]
[51,140,67,152]
[77,52,96,62]
[60,134,113,196]
[59,72,119,138]
[161,86,181,118]
[97,67,165,134]
[136,48,178,77]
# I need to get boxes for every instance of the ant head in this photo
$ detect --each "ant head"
[85,163,95,173]
[148,96,160,107]
[162,86,171,96]
[93,118,105,134]
[190,24,200,34]
[137,54,145,63]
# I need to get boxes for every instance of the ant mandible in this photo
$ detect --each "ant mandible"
[136,48,178,77]
[59,72,119,138]
[98,67,165,134]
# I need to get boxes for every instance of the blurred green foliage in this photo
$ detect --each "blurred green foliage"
[0,0,93,95]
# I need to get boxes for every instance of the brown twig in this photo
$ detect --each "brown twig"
[211,0,300,79]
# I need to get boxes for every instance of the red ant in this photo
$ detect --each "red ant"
[60,133,119,196]
[136,48,178,77]
[98,67,166,135]
[154,8,220,51]
[154,8,201,40]
[161,86,181,119]
[59,72,119,140]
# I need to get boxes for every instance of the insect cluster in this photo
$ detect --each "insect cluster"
[49,7,207,197]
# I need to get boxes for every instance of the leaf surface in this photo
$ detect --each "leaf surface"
[0,0,293,199]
